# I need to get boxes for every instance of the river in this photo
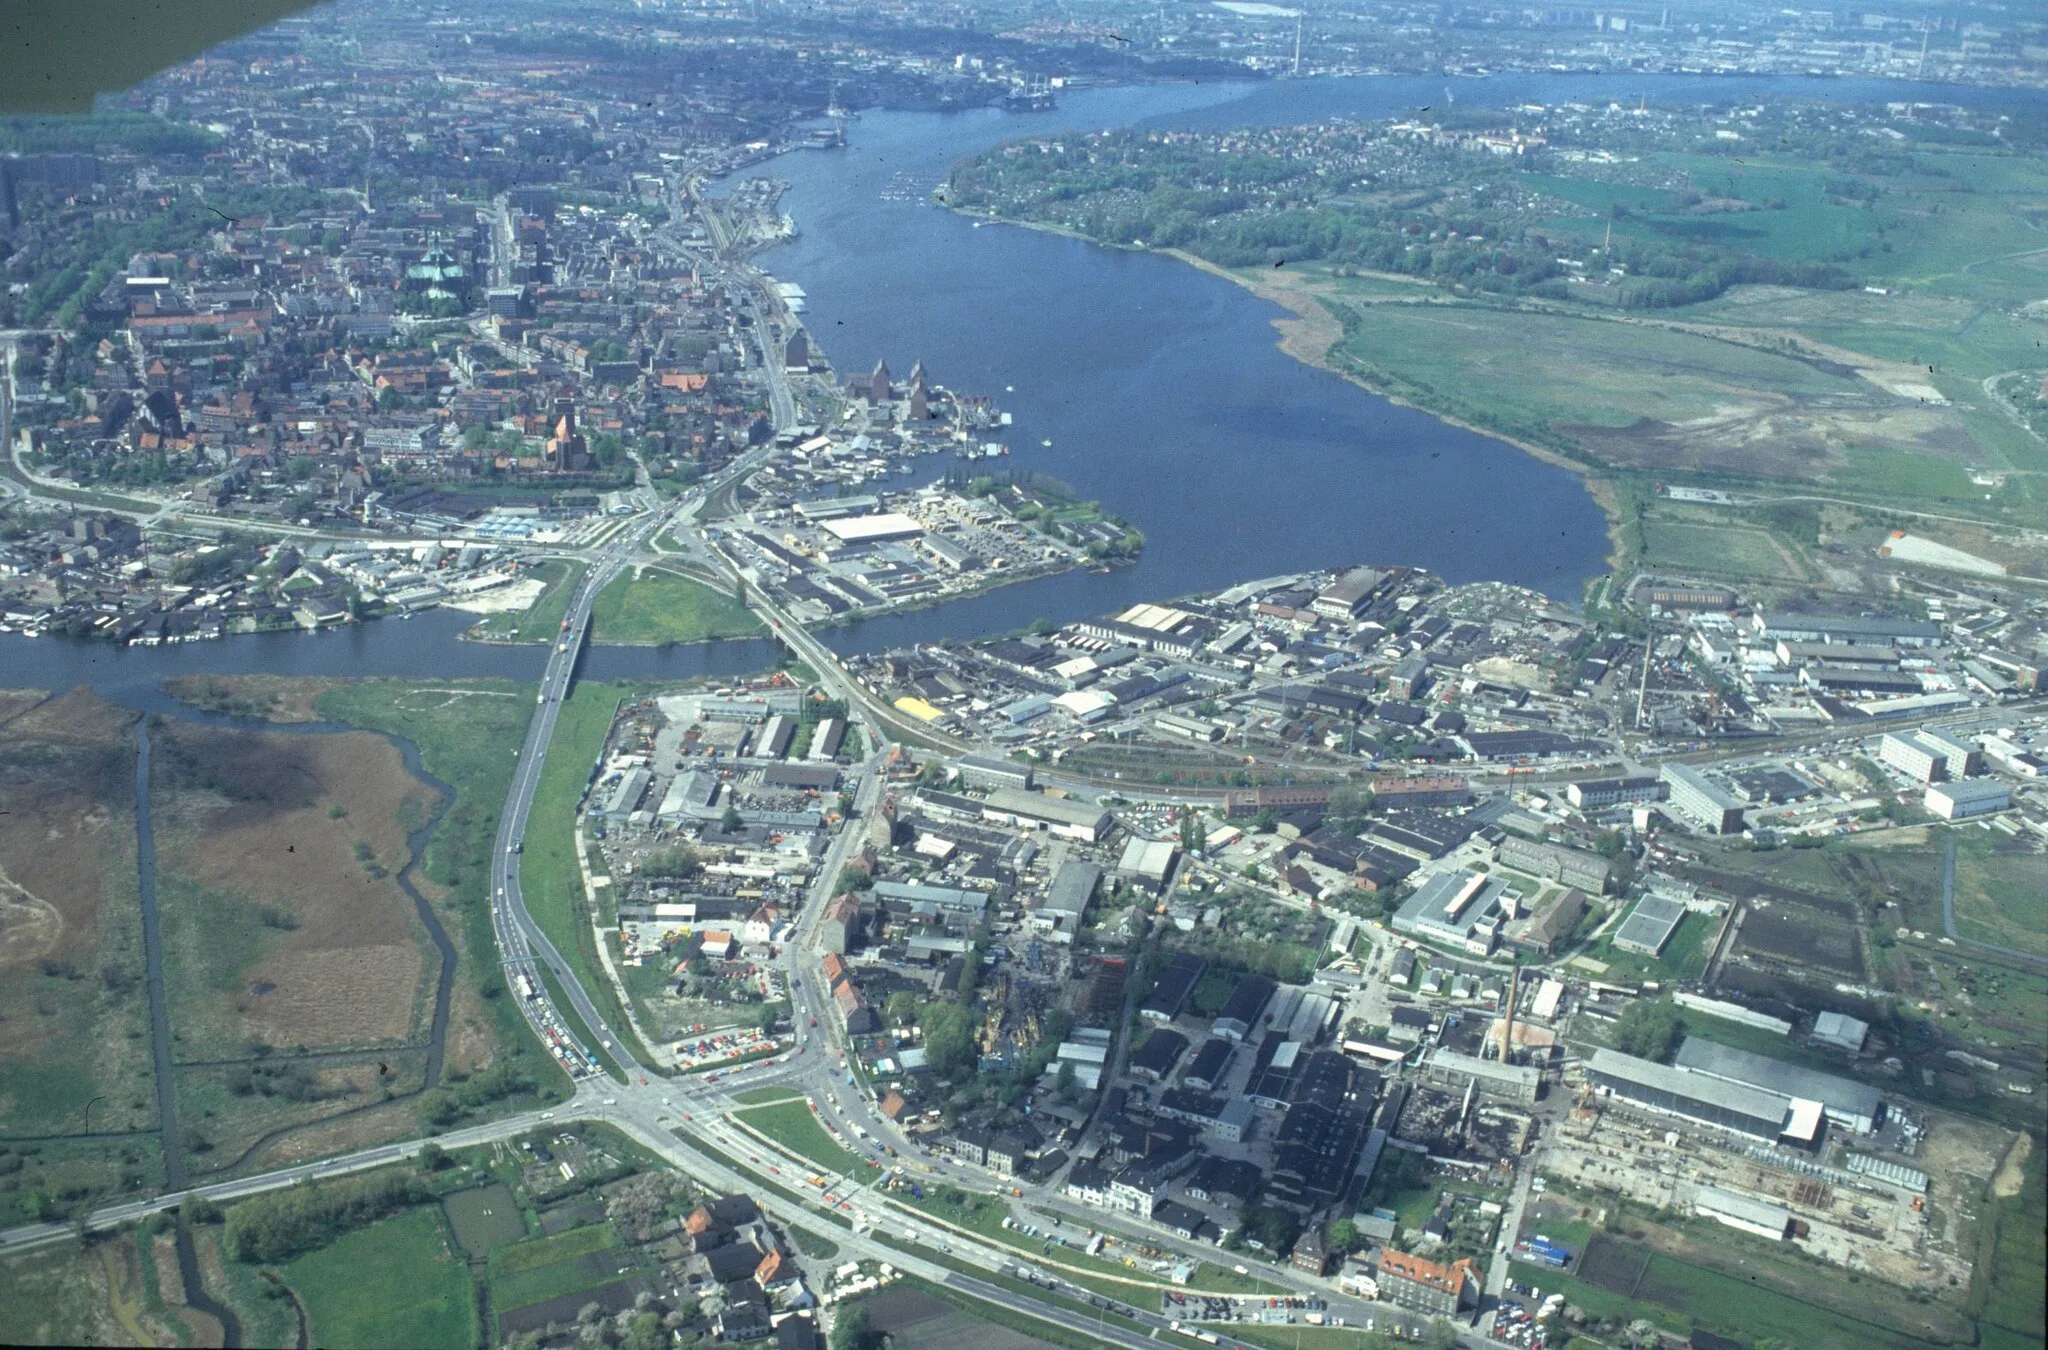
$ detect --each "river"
[4,73,2039,694]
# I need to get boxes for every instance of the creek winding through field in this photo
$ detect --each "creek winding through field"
[126,697,465,1347]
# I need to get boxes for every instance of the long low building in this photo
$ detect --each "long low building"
[1587,1048,1823,1143]
[980,787,1112,841]
[1672,1036,1882,1134]
[1694,1185,1792,1241]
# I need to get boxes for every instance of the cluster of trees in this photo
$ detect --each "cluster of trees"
[643,845,702,879]
[417,1060,536,1129]
[222,1170,429,1263]
[226,1060,334,1104]
[950,128,1860,312]
[1610,1000,1686,1062]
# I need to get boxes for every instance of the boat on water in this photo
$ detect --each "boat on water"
[1040,438,1052,448]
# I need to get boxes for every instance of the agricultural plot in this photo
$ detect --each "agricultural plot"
[866,1285,1060,1350]
[1731,893,1865,979]
[444,1182,527,1255]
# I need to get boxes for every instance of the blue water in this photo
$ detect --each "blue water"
[6,72,2035,689]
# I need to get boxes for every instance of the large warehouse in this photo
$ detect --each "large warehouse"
[1672,1037,1882,1134]
[1587,1048,1811,1142]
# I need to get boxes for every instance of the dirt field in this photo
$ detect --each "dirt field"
[1732,894,1866,978]
[0,689,155,1140]
[863,1285,1058,1350]
[152,724,436,1052]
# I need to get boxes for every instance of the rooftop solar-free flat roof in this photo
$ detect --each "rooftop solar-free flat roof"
[1613,895,1686,954]
[1673,1037,1881,1123]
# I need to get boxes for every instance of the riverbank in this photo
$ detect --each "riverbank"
[953,208,1627,579]
[1163,248,1629,576]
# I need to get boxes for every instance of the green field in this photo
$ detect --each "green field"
[1327,297,1848,447]
[1508,1244,1933,1350]
[589,566,764,646]
[470,560,585,642]
[1640,517,1810,582]
[730,1097,865,1174]
[516,679,649,1072]
[284,1207,476,1350]
[1952,836,2048,959]
[1974,1139,2048,1347]
[488,1222,635,1311]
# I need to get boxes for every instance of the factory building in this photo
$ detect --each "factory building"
[1926,778,2011,819]
[1659,763,1745,835]
[1586,1048,1826,1144]
[979,788,1111,841]
[1694,1186,1792,1241]
[1421,1047,1539,1104]
[1496,835,1613,893]
[1748,612,1942,647]
[1672,1037,1882,1134]
[1391,870,1511,954]
[956,754,1034,792]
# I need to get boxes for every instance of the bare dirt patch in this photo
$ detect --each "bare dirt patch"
[0,864,64,967]
[1991,1131,2032,1200]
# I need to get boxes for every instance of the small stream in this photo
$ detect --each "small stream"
[125,695,469,1348]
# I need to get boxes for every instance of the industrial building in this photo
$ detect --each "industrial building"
[956,754,1034,792]
[1212,974,1276,1042]
[1694,1185,1792,1241]
[979,788,1112,841]
[1421,1047,1540,1104]
[1749,612,1942,647]
[1672,1037,1882,1134]
[1811,1011,1869,1054]
[1140,953,1206,1023]
[1116,837,1180,891]
[1659,763,1746,835]
[1391,870,1512,954]
[819,512,925,544]
[1586,1048,1822,1144]
[1032,860,1100,941]
[1613,896,1687,956]
[1879,728,1981,783]
[1565,775,1665,810]
[1926,778,2011,819]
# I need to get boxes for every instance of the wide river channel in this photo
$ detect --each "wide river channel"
[4,72,2041,696]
